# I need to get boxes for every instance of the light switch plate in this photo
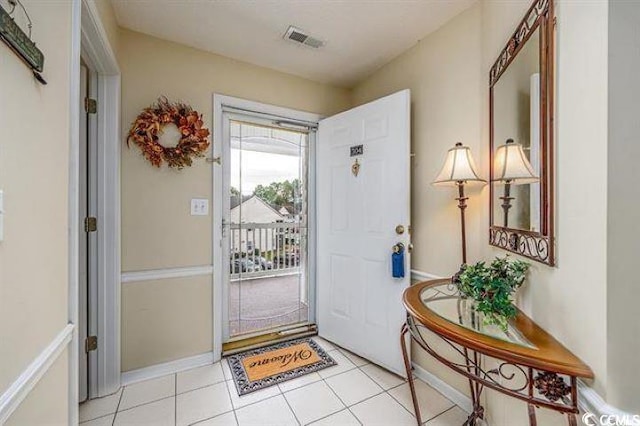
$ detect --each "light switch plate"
[190,198,209,216]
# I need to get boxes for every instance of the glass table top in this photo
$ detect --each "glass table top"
[419,282,537,349]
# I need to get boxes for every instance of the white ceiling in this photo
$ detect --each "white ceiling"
[110,0,475,88]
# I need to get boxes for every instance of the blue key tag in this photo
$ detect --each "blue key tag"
[392,244,405,278]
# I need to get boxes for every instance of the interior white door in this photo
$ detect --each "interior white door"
[317,89,411,376]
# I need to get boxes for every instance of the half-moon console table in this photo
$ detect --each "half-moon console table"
[401,279,593,426]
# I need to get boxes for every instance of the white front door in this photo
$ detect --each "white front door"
[317,90,411,376]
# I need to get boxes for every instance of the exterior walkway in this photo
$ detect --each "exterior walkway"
[229,274,309,336]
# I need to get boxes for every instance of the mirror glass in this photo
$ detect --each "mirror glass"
[491,28,541,232]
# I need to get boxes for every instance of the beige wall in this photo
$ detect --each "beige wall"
[122,276,212,371]
[354,0,612,424]
[0,0,73,424]
[607,0,640,414]
[5,350,70,426]
[119,28,351,370]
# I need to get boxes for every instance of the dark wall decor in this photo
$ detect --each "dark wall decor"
[489,0,555,265]
[0,0,46,84]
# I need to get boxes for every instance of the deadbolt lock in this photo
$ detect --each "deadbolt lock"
[392,242,405,254]
[395,225,405,235]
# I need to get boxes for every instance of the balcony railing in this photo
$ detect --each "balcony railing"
[229,222,305,280]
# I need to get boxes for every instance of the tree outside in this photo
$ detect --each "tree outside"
[253,179,301,212]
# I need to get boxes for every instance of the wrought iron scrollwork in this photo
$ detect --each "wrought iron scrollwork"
[534,371,572,402]
[490,227,551,264]
[400,280,583,426]
[488,0,555,267]
[486,362,530,393]
[489,0,549,85]
[404,315,577,415]
[407,317,533,396]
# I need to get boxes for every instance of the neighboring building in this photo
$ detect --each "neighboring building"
[279,206,291,217]
[229,195,285,253]
[229,194,284,224]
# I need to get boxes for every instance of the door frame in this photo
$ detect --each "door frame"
[77,0,122,400]
[212,94,321,360]
[79,62,99,402]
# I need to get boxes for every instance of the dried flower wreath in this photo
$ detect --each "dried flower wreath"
[126,97,210,169]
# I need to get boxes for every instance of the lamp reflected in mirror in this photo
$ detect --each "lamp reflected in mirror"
[493,138,539,228]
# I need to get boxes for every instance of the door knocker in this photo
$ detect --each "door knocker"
[351,158,360,177]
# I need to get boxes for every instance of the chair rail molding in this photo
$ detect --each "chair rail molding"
[0,324,74,424]
[410,269,444,281]
[121,265,214,283]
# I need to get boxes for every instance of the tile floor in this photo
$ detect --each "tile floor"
[80,337,468,426]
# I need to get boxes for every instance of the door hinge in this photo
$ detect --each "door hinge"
[84,216,97,232]
[84,97,97,114]
[85,335,98,352]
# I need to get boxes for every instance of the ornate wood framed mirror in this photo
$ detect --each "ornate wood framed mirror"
[489,0,555,265]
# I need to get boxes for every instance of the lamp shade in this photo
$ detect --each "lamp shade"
[493,139,539,184]
[432,142,485,186]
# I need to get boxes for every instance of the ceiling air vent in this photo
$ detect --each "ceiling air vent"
[283,26,324,49]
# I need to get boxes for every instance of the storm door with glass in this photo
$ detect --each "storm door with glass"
[221,113,313,348]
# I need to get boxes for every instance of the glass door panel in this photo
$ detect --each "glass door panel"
[226,118,310,338]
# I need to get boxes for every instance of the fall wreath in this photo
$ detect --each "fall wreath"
[127,97,210,169]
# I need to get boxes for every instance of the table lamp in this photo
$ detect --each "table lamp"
[433,142,485,265]
[493,138,539,227]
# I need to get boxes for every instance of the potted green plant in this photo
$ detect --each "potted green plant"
[455,256,530,332]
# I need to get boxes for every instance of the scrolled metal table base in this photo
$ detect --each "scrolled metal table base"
[400,317,579,426]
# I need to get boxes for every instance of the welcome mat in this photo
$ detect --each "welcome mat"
[227,338,336,395]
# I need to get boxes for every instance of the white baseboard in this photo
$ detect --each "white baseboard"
[409,272,471,412]
[410,269,444,282]
[121,352,215,386]
[0,324,74,424]
[578,380,637,417]
[412,362,473,414]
